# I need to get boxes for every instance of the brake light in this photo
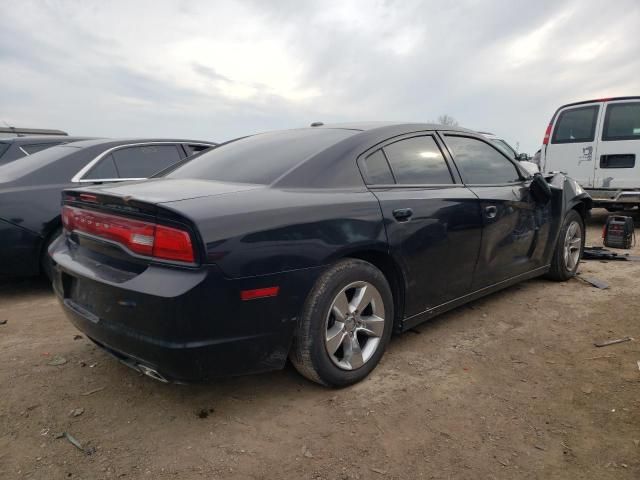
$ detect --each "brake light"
[542,123,553,145]
[61,205,195,263]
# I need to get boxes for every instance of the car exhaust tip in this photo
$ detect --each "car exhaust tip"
[137,364,169,383]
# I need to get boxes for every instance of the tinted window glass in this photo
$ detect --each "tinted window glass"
[363,150,394,184]
[0,145,79,181]
[22,142,61,155]
[383,136,452,184]
[445,135,520,184]
[112,144,182,178]
[552,106,599,143]
[603,102,640,141]
[83,154,119,179]
[184,144,213,156]
[0,142,8,159]
[168,129,356,184]
[491,139,517,158]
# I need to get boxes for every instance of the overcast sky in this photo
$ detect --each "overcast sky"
[1,0,639,153]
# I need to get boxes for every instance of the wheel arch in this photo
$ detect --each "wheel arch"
[569,196,592,222]
[340,249,406,333]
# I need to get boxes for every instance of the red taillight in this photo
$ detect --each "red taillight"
[542,123,553,145]
[153,225,194,262]
[62,205,195,263]
[240,286,280,301]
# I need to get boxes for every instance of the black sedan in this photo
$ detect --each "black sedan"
[0,138,216,278]
[51,123,591,387]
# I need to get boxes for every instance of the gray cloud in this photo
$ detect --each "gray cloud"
[0,0,639,153]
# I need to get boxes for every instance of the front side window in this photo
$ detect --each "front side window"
[382,136,453,184]
[552,105,599,143]
[445,135,521,184]
[112,144,182,178]
[603,102,640,141]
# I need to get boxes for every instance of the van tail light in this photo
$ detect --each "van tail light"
[61,205,195,263]
[542,123,553,145]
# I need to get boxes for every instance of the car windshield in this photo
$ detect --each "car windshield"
[0,145,80,182]
[491,139,517,158]
[166,128,357,185]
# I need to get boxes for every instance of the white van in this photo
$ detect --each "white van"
[541,96,640,210]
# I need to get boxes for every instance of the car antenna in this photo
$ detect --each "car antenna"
[310,121,324,127]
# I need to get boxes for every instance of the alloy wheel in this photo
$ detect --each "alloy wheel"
[324,281,385,370]
[563,220,582,271]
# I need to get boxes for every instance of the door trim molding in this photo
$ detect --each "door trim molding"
[400,265,549,332]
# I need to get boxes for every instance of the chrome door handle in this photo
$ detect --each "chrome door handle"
[484,205,498,219]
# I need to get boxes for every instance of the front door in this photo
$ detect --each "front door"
[359,133,483,317]
[442,134,546,289]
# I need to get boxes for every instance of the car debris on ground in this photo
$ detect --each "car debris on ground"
[576,274,609,289]
[594,336,632,348]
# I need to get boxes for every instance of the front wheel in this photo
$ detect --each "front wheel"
[290,259,394,387]
[546,209,585,281]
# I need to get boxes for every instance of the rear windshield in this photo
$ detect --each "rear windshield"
[166,128,357,184]
[0,145,79,181]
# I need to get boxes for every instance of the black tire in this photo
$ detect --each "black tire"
[546,209,585,281]
[41,227,62,282]
[290,259,394,387]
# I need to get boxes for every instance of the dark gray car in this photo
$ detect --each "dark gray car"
[0,138,217,278]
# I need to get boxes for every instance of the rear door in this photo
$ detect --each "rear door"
[360,133,483,316]
[545,103,602,187]
[442,134,546,289]
[594,100,640,188]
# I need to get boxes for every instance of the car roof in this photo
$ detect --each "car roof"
[550,96,640,121]
[313,121,476,134]
[0,136,96,144]
[65,138,217,149]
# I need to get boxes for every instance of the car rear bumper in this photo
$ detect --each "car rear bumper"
[52,239,323,382]
[0,219,41,277]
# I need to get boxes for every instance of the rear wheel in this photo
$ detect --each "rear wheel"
[546,209,584,281]
[290,259,394,387]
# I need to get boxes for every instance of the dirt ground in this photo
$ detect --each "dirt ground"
[1,208,639,480]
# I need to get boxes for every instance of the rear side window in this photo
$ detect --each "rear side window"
[22,142,61,155]
[362,150,394,184]
[602,102,640,141]
[184,144,213,156]
[382,136,453,184]
[83,154,119,179]
[112,144,182,178]
[552,106,599,143]
[445,135,521,184]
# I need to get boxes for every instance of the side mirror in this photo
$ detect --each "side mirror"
[529,172,552,205]
[517,153,530,161]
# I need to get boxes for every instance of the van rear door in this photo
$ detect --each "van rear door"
[545,102,601,187]
[594,100,640,189]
